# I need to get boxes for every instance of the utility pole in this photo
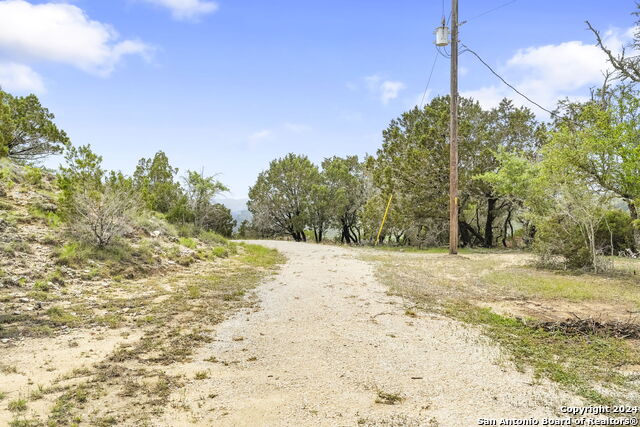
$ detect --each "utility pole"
[448,0,459,255]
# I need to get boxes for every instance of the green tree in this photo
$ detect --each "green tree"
[57,145,105,213]
[202,203,236,237]
[133,151,181,214]
[183,170,229,230]
[248,153,319,242]
[322,155,366,244]
[369,96,542,247]
[0,89,70,160]
[546,86,640,248]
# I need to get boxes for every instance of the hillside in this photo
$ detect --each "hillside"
[0,159,283,426]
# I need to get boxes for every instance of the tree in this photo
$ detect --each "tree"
[467,99,544,247]
[57,145,105,215]
[58,144,138,248]
[248,154,319,242]
[0,89,70,160]
[587,5,640,82]
[133,151,181,214]
[322,156,366,244]
[546,86,640,248]
[183,170,228,230]
[368,96,543,248]
[201,203,236,237]
[308,180,331,243]
[482,147,615,271]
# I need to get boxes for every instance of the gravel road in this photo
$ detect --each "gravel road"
[156,241,579,426]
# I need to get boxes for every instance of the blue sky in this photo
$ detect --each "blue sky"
[0,0,635,202]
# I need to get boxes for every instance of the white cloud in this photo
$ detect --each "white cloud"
[140,0,218,21]
[249,129,273,142]
[0,0,151,77]
[462,28,635,112]
[0,62,44,93]
[364,74,406,104]
[283,122,311,133]
[380,81,406,104]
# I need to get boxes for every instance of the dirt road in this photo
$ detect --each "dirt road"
[156,241,579,426]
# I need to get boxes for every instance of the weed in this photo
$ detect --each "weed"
[179,237,197,249]
[30,385,45,401]
[187,285,201,299]
[238,244,285,267]
[210,246,229,258]
[7,398,27,412]
[24,166,43,186]
[0,364,18,374]
[9,418,41,427]
[375,391,404,405]
[194,370,209,380]
[46,306,78,326]
[198,231,228,245]
[33,280,50,292]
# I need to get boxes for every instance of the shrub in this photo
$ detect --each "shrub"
[24,166,43,186]
[178,237,197,249]
[55,243,82,266]
[535,218,593,269]
[596,209,635,255]
[210,247,229,258]
[67,185,138,248]
[198,230,228,246]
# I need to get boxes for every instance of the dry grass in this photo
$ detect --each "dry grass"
[361,248,640,405]
[2,243,283,426]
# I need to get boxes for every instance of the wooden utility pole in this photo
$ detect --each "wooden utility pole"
[449,0,459,255]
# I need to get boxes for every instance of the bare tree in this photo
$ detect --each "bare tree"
[69,186,138,248]
[587,17,640,82]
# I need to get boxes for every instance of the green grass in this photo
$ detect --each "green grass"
[238,243,285,267]
[366,245,499,255]
[210,246,229,258]
[7,398,27,413]
[178,237,197,249]
[45,306,78,326]
[368,250,640,405]
[483,269,640,306]
[445,302,638,404]
[198,231,228,245]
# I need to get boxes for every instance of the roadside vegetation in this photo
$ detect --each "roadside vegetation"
[362,248,640,405]
[0,88,284,425]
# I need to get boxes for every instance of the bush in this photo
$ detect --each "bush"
[24,166,43,186]
[198,230,228,246]
[67,185,138,248]
[178,237,197,249]
[534,217,590,269]
[595,209,635,255]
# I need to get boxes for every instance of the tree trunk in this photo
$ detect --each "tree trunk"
[502,208,513,248]
[459,221,471,247]
[628,201,640,251]
[342,224,352,244]
[460,221,484,247]
[484,197,497,248]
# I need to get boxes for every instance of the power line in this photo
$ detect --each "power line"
[463,0,518,23]
[420,48,439,107]
[461,43,556,116]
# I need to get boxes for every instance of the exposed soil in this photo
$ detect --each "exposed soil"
[149,241,581,426]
